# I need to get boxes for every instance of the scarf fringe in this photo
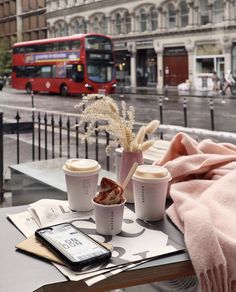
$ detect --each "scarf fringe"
[199,264,229,292]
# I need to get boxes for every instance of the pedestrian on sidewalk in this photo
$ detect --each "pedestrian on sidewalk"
[222,70,235,95]
[211,71,220,94]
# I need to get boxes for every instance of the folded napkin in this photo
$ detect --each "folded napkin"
[155,132,236,292]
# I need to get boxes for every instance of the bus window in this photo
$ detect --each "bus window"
[85,36,112,51]
[34,67,41,77]
[15,66,38,77]
[15,66,24,77]
[40,66,52,78]
[59,42,69,51]
[53,42,60,51]
[18,47,26,53]
[70,40,81,50]
[66,65,73,78]
[52,65,57,78]
[71,64,84,82]
[44,43,54,52]
[24,45,39,53]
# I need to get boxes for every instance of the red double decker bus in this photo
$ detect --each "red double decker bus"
[11,34,117,96]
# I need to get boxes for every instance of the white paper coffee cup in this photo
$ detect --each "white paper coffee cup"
[132,165,171,221]
[63,158,101,211]
[92,198,126,235]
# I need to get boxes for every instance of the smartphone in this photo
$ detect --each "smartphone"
[35,223,111,270]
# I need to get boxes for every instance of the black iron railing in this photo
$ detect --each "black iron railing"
[0,110,113,197]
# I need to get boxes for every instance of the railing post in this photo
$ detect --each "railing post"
[32,111,35,161]
[75,118,79,158]
[67,117,70,158]
[38,112,41,160]
[51,115,55,159]
[31,91,35,108]
[183,97,188,127]
[209,98,215,131]
[59,116,62,158]
[0,112,4,199]
[159,96,163,139]
[15,111,21,164]
[31,91,35,161]
[44,113,48,160]
[159,96,163,124]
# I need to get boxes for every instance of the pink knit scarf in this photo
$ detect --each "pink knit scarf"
[155,133,236,292]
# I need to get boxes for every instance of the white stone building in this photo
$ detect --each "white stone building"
[46,0,236,90]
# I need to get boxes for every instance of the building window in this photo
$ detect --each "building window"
[55,21,68,37]
[58,23,63,37]
[83,19,87,33]
[232,45,236,76]
[92,16,100,33]
[150,7,158,30]
[167,3,176,29]
[55,0,60,9]
[212,0,224,23]
[101,16,108,34]
[115,13,122,34]
[199,0,209,25]
[179,1,188,27]
[140,8,147,32]
[64,24,69,36]
[124,11,131,33]
[64,0,68,8]
[75,20,80,33]
[72,18,86,34]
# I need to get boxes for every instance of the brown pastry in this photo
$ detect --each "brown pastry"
[94,177,124,205]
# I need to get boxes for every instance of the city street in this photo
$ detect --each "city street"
[2,86,236,199]
[1,86,236,133]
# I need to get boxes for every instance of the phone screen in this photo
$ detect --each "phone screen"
[38,223,109,263]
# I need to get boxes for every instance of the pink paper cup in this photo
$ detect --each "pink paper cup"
[92,198,126,236]
[132,165,171,221]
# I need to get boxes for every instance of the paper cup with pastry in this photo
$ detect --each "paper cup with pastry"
[92,177,126,235]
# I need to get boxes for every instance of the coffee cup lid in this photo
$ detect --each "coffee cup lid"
[133,165,171,182]
[64,158,100,172]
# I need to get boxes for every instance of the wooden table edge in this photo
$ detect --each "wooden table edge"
[37,258,195,292]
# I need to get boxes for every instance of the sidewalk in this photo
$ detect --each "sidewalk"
[115,85,236,99]
[2,84,235,100]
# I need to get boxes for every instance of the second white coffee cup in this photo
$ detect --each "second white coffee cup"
[132,165,171,221]
[63,158,101,211]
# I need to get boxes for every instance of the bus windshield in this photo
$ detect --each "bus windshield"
[85,35,114,83]
[87,63,114,83]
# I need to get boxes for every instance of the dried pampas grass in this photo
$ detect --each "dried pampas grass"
[145,120,160,134]
[76,94,159,153]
